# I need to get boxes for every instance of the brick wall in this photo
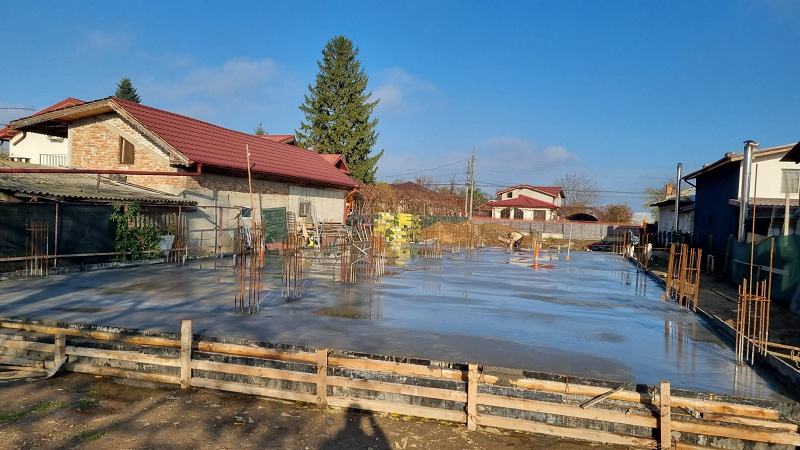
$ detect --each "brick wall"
[70,114,189,189]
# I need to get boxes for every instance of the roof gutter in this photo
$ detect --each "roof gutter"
[0,162,203,176]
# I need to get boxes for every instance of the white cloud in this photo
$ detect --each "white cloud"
[150,58,279,99]
[373,67,437,115]
[87,30,130,52]
[481,137,579,166]
[475,137,581,188]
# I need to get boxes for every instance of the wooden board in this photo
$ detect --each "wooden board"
[511,378,780,420]
[326,396,466,423]
[327,376,468,402]
[477,414,657,448]
[192,360,317,384]
[479,393,657,428]
[195,341,317,364]
[66,346,181,367]
[191,377,317,404]
[65,363,180,385]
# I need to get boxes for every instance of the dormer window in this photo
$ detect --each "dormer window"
[119,137,134,164]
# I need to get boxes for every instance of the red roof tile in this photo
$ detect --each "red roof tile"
[260,134,296,144]
[319,153,351,175]
[33,97,84,116]
[1,98,85,140]
[0,126,16,140]
[496,184,563,198]
[111,98,357,188]
[487,195,557,209]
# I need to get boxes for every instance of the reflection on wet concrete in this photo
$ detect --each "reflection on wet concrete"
[0,247,794,401]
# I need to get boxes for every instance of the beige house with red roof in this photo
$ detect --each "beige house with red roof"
[487,185,564,221]
[6,97,358,255]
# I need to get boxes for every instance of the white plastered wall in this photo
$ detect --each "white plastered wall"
[8,132,69,165]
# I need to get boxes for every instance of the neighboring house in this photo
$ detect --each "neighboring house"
[0,98,84,166]
[683,142,799,263]
[486,185,564,221]
[650,183,695,243]
[6,97,358,255]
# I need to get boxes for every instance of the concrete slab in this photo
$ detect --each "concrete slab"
[0,247,793,401]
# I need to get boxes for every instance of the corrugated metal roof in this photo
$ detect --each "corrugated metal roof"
[0,160,195,205]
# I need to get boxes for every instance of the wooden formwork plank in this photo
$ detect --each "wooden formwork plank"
[316,348,327,406]
[191,377,317,404]
[0,339,55,353]
[672,420,800,446]
[326,397,466,423]
[0,355,49,369]
[660,381,671,449]
[0,322,180,348]
[511,378,779,420]
[195,341,317,364]
[467,364,478,431]
[478,393,657,428]
[181,320,192,389]
[65,346,181,367]
[328,356,487,383]
[477,414,657,448]
[700,413,798,432]
[65,363,179,385]
[327,376,467,402]
[191,360,317,384]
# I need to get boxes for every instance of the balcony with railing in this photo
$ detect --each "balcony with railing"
[39,154,69,167]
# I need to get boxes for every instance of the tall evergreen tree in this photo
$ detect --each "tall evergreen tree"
[254,122,267,135]
[296,36,383,183]
[114,77,141,103]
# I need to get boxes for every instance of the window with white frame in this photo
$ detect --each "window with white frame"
[299,201,311,217]
[240,207,252,220]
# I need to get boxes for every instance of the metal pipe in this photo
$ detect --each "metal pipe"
[0,162,203,176]
[739,141,758,242]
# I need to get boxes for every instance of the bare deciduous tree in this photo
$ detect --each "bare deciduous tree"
[553,172,601,207]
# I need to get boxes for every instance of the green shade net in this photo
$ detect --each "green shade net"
[730,234,800,303]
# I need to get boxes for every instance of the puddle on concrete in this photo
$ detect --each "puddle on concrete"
[0,247,795,401]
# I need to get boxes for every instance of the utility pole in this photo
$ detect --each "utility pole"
[464,158,470,216]
[468,147,475,220]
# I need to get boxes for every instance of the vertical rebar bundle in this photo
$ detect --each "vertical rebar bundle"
[234,221,263,314]
[665,243,702,311]
[282,230,304,299]
[736,278,770,365]
[26,220,49,277]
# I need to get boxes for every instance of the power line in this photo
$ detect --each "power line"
[377,158,469,179]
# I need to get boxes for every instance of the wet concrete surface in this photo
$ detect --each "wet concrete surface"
[0,248,793,401]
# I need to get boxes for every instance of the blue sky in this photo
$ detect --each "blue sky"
[2,1,798,211]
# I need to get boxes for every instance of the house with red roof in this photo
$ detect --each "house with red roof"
[7,97,358,255]
[486,184,565,221]
[1,97,85,166]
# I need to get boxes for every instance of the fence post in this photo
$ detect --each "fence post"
[180,320,192,389]
[54,333,65,364]
[659,381,671,449]
[467,363,478,431]
[316,348,328,406]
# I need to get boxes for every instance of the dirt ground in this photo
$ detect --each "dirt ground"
[0,373,630,450]
[419,221,594,251]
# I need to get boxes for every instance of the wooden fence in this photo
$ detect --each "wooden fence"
[1,317,799,449]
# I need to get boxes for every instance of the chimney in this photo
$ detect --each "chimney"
[665,183,674,197]
[416,178,422,185]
